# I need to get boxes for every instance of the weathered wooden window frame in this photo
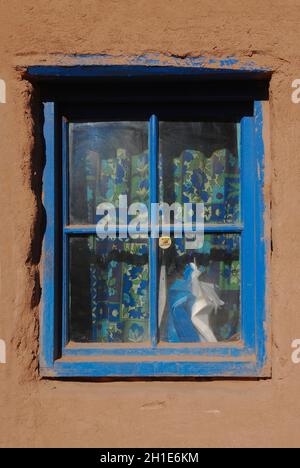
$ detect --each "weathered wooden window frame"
[31,64,270,378]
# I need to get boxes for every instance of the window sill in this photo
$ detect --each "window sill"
[40,355,271,379]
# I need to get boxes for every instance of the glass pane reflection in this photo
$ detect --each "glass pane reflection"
[69,122,148,224]
[158,234,240,343]
[159,122,240,224]
[69,236,149,343]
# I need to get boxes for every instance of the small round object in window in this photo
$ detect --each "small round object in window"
[159,236,172,249]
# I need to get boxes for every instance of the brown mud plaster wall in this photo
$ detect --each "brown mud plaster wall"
[0,0,300,448]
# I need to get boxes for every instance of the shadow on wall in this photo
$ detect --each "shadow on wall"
[10,76,47,380]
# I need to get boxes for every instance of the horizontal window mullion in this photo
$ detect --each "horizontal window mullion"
[166,224,244,235]
[63,224,244,236]
[63,225,151,236]
[64,225,97,235]
[204,224,244,233]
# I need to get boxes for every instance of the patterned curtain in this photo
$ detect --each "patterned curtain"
[163,148,240,342]
[88,149,150,343]
[87,145,240,343]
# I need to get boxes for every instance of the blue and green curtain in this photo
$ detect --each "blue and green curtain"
[85,146,240,343]
[86,149,150,342]
[163,148,240,342]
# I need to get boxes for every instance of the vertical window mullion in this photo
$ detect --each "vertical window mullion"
[149,115,159,347]
[240,115,256,351]
[62,117,69,349]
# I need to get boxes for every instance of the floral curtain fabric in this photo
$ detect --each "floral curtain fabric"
[166,148,240,342]
[87,149,150,342]
[86,145,240,343]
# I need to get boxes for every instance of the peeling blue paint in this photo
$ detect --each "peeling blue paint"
[26,53,271,78]
[40,65,269,378]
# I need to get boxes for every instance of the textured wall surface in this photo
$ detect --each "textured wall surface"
[0,0,300,448]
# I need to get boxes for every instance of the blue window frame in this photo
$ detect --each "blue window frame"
[37,65,269,378]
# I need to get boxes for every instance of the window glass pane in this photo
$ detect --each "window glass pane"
[69,236,149,343]
[158,234,240,343]
[69,122,148,224]
[159,122,240,224]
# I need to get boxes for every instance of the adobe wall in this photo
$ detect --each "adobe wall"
[0,0,300,448]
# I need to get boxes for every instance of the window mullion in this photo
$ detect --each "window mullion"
[62,117,69,349]
[240,115,256,351]
[149,115,159,347]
